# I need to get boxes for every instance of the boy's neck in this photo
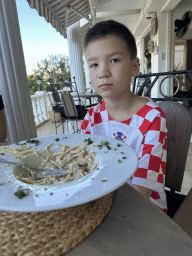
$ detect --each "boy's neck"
[104,93,149,122]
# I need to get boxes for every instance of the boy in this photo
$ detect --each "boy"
[80,20,167,213]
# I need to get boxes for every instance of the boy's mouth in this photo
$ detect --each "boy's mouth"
[99,84,113,90]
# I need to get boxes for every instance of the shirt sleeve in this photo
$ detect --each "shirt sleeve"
[131,112,167,193]
[80,108,93,134]
[0,95,4,111]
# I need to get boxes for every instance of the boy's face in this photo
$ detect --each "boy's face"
[85,35,139,100]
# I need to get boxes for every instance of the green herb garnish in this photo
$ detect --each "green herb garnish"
[14,186,31,199]
[101,179,107,182]
[84,138,93,145]
[97,140,111,150]
[118,159,122,163]
[55,138,60,141]
[122,156,127,159]
[0,153,4,155]
[120,152,125,154]
[50,192,53,195]
[26,139,40,146]
[117,143,122,147]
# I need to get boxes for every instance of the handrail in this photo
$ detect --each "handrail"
[132,70,192,97]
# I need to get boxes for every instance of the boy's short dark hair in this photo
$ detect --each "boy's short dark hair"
[84,20,137,59]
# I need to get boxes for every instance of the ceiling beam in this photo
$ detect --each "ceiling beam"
[96,9,141,19]
[67,4,92,23]
[88,0,96,24]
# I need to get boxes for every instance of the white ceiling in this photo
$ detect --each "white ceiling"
[84,0,183,42]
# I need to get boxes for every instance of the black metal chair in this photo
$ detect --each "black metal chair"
[60,91,87,134]
[46,85,66,135]
[49,79,88,134]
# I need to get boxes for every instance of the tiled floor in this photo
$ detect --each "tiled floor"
[36,120,192,196]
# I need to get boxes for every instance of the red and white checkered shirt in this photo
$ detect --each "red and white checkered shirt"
[80,100,168,212]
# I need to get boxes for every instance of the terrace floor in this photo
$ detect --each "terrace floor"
[36,119,192,196]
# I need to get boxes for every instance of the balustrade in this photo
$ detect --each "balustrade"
[31,91,52,126]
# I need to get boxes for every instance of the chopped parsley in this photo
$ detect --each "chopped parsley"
[117,143,122,147]
[114,148,117,151]
[122,156,127,159]
[50,192,53,195]
[0,153,4,155]
[101,179,107,182]
[84,138,94,145]
[120,152,125,154]
[118,159,122,163]
[55,138,60,141]
[97,140,112,150]
[14,186,31,199]
[26,139,40,146]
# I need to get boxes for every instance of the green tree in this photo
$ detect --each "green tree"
[33,54,71,86]
[27,74,38,95]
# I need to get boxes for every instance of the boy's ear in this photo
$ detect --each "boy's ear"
[132,57,140,77]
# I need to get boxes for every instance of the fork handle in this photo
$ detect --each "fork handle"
[0,158,27,167]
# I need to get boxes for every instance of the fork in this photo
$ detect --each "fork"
[0,158,71,179]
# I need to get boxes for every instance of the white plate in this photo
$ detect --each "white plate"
[0,134,138,212]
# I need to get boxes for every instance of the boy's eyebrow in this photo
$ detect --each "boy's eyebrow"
[87,52,124,62]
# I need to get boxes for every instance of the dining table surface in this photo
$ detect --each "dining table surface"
[71,91,102,105]
[71,91,101,98]
[64,183,192,256]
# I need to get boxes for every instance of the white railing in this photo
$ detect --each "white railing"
[31,91,52,126]
[30,89,99,127]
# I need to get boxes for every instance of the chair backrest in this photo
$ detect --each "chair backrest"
[52,89,61,103]
[61,92,78,118]
[158,101,192,192]
[173,187,192,238]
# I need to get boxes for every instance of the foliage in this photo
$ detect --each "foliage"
[33,54,71,83]
[27,74,38,95]
[28,54,71,94]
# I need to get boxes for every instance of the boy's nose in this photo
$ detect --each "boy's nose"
[98,65,111,78]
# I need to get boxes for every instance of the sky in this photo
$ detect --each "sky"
[16,0,69,75]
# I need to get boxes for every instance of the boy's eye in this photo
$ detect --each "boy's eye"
[90,63,98,68]
[110,58,120,63]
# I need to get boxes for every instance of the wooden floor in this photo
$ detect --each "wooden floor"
[36,119,192,196]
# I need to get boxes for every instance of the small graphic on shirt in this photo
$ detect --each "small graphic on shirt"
[113,132,127,142]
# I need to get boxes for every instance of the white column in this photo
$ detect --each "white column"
[139,39,145,74]
[151,12,172,98]
[0,0,37,143]
[83,55,91,90]
[67,21,85,93]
